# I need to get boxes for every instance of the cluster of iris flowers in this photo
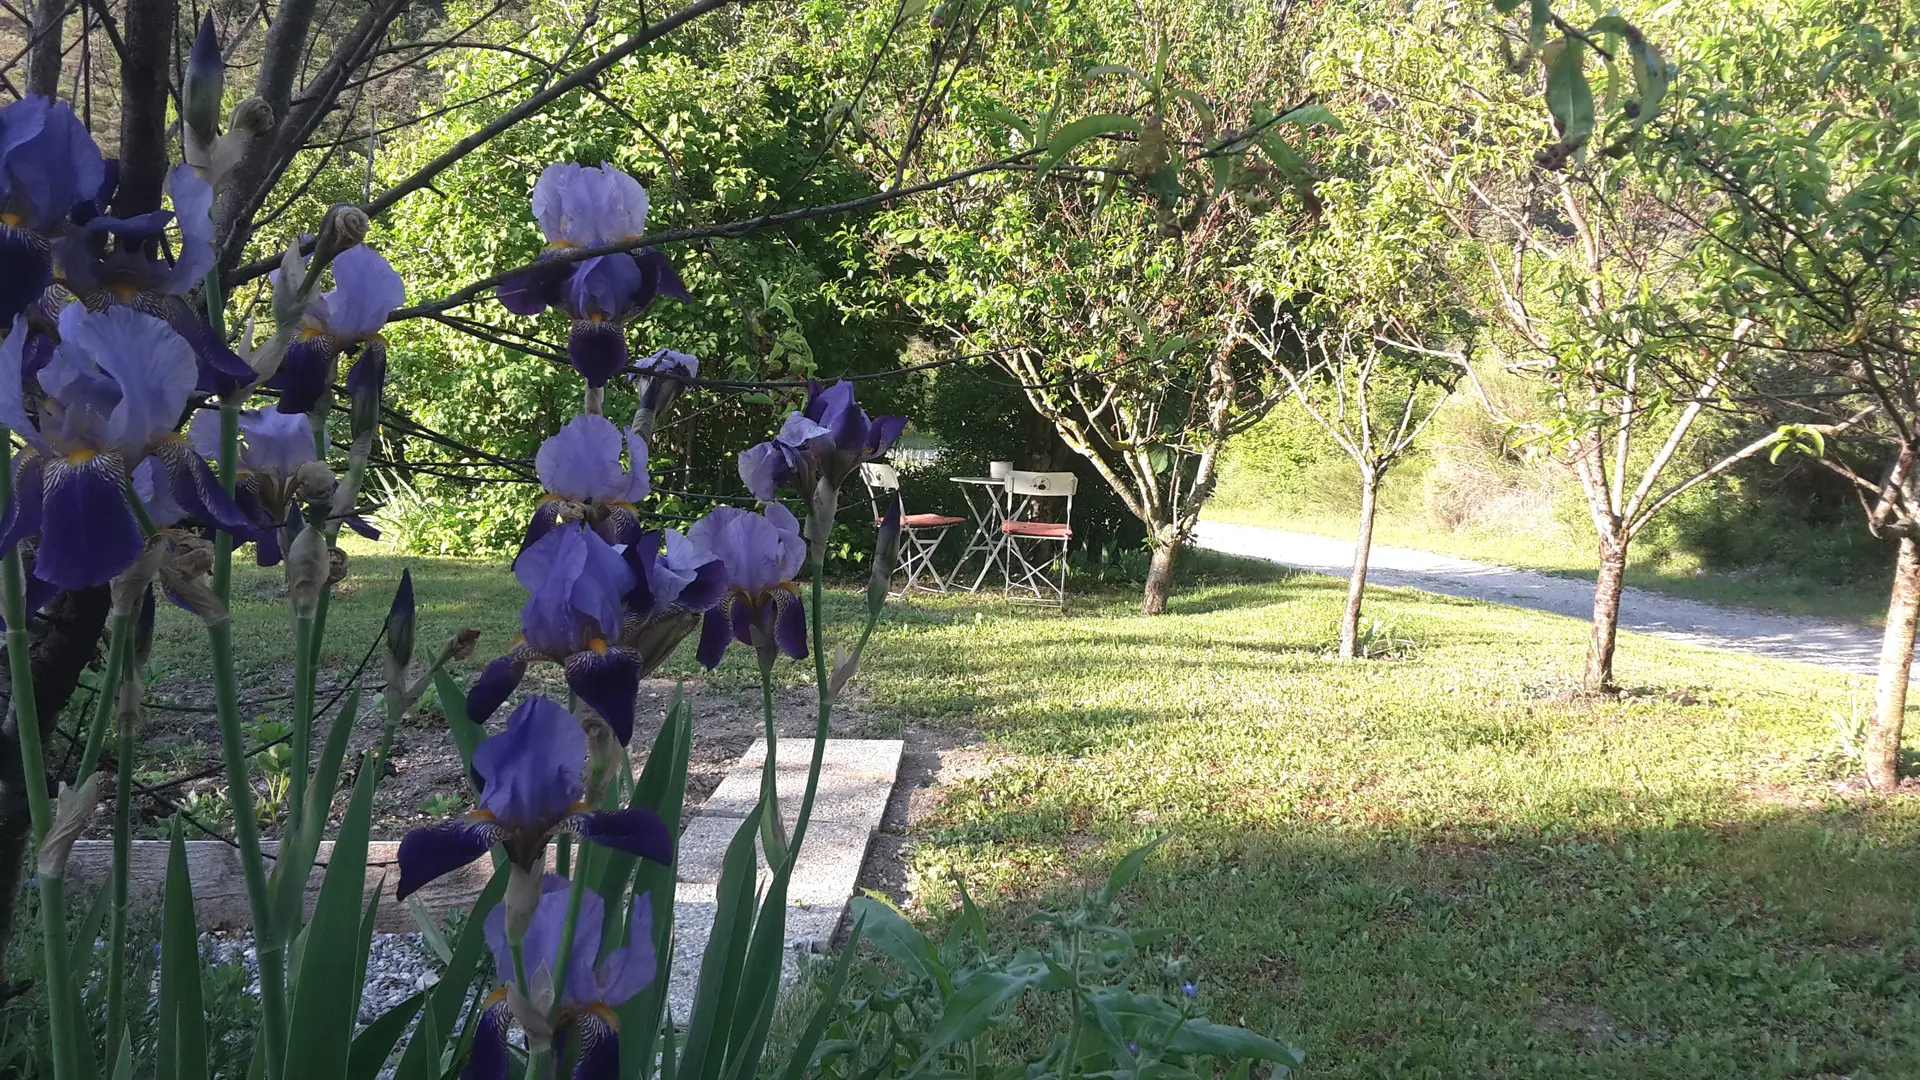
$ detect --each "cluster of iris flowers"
[0,82,905,1075]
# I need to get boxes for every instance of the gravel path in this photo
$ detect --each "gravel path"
[1193,520,1892,677]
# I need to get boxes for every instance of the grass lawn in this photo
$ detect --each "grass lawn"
[1203,503,1897,626]
[848,560,1920,1080]
[137,540,1919,1078]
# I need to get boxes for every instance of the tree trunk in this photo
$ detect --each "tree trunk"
[1584,538,1629,692]
[1141,533,1182,616]
[1867,535,1920,790]
[24,0,63,98]
[1340,473,1381,659]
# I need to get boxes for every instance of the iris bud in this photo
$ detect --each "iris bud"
[385,569,417,676]
[184,13,224,146]
[286,524,329,619]
[228,96,274,136]
[311,203,370,273]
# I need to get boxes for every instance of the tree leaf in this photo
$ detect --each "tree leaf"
[1275,103,1341,130]
[1040,114,1143,175]
[1546,36,1595,148]
[1588,14,1635,36]
[1629,37,1671,124]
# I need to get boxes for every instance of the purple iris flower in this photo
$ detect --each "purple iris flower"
[524,414,650,552]
[188,407,329,565]
[395,695,670,901]
[466,523,648,743]
[467,874,655,1080]
[629,347,697,437]
[618,526,728,675]
[0,96,105,323]
[738,380,906,504]
[685,503,809,669]
[0,308,248,590]
[53,162,256,396]
[495,163,689,387]
[267,243,404,415]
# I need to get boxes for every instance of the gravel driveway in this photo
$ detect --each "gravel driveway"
[1194,520,1893,678]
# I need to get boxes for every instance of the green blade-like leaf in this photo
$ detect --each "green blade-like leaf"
[776,917,863,1080]
[982,106,1033,144]
[434,668,485,773]
[347,990,425,1080]
[68,878,110,986]
[1545,38,1595,148]
[1039,114,1143,175]
[272,687,363,940]
[410,898,454,965]
[391,868,506,1080]
[850,896,948,993]
[1097,833,1171,907]
[925,970,1035,1051]
[285,750,379,1079]
[619,694,692,1080]
[677,808,765,1080]
[108,1028,132,1080]
[718,873,792,1080]
[156,818,208,1080]
[596,691,690,943]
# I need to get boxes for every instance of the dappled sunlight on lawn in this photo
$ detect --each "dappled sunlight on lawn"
[852,568,1920,1079]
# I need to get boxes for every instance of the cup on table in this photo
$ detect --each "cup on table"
[989,460,1013,480]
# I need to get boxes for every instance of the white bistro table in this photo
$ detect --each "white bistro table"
[948,475,1010,592]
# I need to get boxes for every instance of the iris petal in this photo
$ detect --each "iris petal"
[567,319,629,388]
[0,454,45,559]
[471,695,586,829]
[695,606,731,670]
[36,453,142,589]
[772,589,808,661]
[563,647,640,745]
[570,806,672,865]
[395,819,500,900]
[466,653,528,725]
[0,226,52,325]
[460,997,512,1080]
[270,335,339,415]
[156,438,252,530]
[568,1013,622,1080]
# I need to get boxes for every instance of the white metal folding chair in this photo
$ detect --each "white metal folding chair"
[1000,470,1076,606]
[860,463,964,595]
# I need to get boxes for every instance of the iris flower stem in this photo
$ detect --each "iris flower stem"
[545,870,589,1032]
[75,611,130,778]
[207,616,290,1080]
[787,560,837,861]
[213,405,238,602]
[756,657,787,863]
[288,611,317,835]
[0,429,80,1080]
[104,657,137,1069]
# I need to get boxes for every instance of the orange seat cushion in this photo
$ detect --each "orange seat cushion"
[1001,520,1071,539]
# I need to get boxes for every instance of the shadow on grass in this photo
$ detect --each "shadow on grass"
[934,805,1920,1080]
